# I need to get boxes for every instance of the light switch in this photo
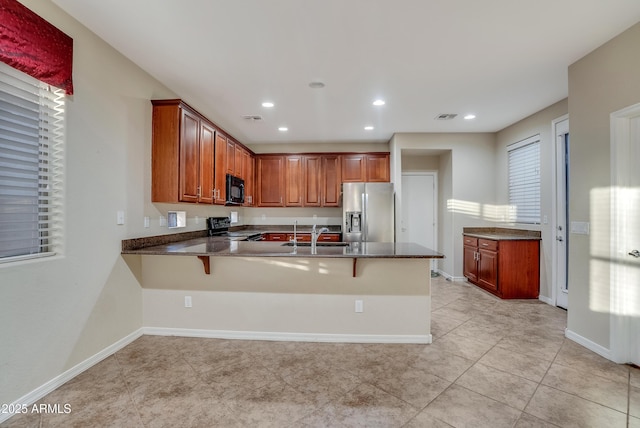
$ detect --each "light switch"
[144,216,150,228]
[116,210,125,225]
[570,221,590,235]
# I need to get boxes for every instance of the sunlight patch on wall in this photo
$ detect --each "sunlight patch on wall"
[447,199,512,222]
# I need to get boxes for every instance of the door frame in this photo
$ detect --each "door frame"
[551,115,569,308]
[609,102,640,364]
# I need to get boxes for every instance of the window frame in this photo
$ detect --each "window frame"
[0,62,65,264]
[507,134,541,225]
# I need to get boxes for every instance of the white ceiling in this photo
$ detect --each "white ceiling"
[53,0,640,145]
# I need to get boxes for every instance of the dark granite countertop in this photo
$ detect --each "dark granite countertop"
[463,227,541,241]
[122,236,443,259]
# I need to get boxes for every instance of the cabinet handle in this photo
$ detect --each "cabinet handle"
[197,186,201,198]
[481,243,489,246]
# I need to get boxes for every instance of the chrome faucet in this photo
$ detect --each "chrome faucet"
[291,220,298,249]
[311,224,330,253]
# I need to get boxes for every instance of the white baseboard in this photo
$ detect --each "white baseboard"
[565,328,613,361]
[538,294,554,306]
[435,270,466,283]
[0,328,143,424]
[143,327,432,344]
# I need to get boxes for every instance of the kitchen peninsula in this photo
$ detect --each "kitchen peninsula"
[122,232,443,344]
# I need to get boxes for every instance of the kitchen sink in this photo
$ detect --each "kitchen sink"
[281,242,349,247]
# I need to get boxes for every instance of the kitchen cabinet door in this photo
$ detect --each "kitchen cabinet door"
[463,244,478,282]
[341,154,367,182]
[304,155,322,207]
[285,155,304,207]
[243,151,254,206]
[214,132,227,204]
[365,153,390,182]
[257,155,285,207]
[178,108,200,203]
[478,249,498,291]
[198,121,215,204]
[322,154,341,206]
[226,138,235,175]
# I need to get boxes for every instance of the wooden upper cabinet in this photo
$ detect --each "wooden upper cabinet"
[234,144,245,179]
[365,153,390,182]
[198,122,215,204]
[304,155,322,207]
[243,152,254,206]
[178,108,200,203]
[151,100,216,204]
[341,154,367,182]
[213,132,227,204]
[285,155,304,207]
[256,155,285,207]
[322,154,341,206]
[151,99,255,205]
[226,139,235,175]
[341,153,390,183]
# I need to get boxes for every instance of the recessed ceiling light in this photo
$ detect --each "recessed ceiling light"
[372,99,385,106]
[278,126,288,132]
[309,81,325,89]
[262,102,274,108]
[364,126,374,131]
[464,114,476,120]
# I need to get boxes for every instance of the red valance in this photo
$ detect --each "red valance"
[0,0,73,95]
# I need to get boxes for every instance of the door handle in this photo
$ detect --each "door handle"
[556,236,563,242]
[629,249,640,258]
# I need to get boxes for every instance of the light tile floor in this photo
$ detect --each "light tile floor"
[2,277,639,427]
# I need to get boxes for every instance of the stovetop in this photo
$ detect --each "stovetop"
[206,217,262,240]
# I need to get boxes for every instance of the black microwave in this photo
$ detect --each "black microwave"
[226,174,244,205]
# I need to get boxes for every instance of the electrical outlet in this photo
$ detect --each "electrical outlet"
[144,216,150,228]
[195,216,200,225]
[116,210,125,225]
[159,216,167,227]
[355,300,363,313]
[184,296,192,308]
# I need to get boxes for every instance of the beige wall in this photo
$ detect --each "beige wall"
[495,99,569,300]
[0,0,182,406]
[566,22,640,350]
[141,256,431,339]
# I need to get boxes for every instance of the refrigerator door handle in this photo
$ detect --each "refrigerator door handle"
[363,193,368,241]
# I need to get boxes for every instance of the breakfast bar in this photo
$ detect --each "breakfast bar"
[122,234,444,344]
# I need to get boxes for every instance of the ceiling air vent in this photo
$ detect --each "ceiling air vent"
[435,113,458,120]
[242,115,263,121]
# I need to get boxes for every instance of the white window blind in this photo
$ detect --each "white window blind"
[508,135,540,224]
[0,62,65,262]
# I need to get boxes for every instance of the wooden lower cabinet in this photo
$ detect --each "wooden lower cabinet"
[463,235,540,299]
[262,233,341,242]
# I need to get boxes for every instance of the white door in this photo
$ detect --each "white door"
[610,103,640,365]
[554,118,569,309]
[400,173,437,252]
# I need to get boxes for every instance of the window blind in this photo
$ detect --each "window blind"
[0,62,64,261]
[508,136,540,224]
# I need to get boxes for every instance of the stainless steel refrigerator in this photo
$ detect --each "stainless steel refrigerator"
[342,182,395,242]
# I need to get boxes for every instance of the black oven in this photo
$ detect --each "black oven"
[226,174,244,205]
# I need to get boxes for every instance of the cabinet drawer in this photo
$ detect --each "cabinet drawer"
[463,236,478,246]
[265,233,288,241]
[478,239,498,251]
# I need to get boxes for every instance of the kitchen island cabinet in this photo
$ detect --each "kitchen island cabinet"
[463,229,540,299]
